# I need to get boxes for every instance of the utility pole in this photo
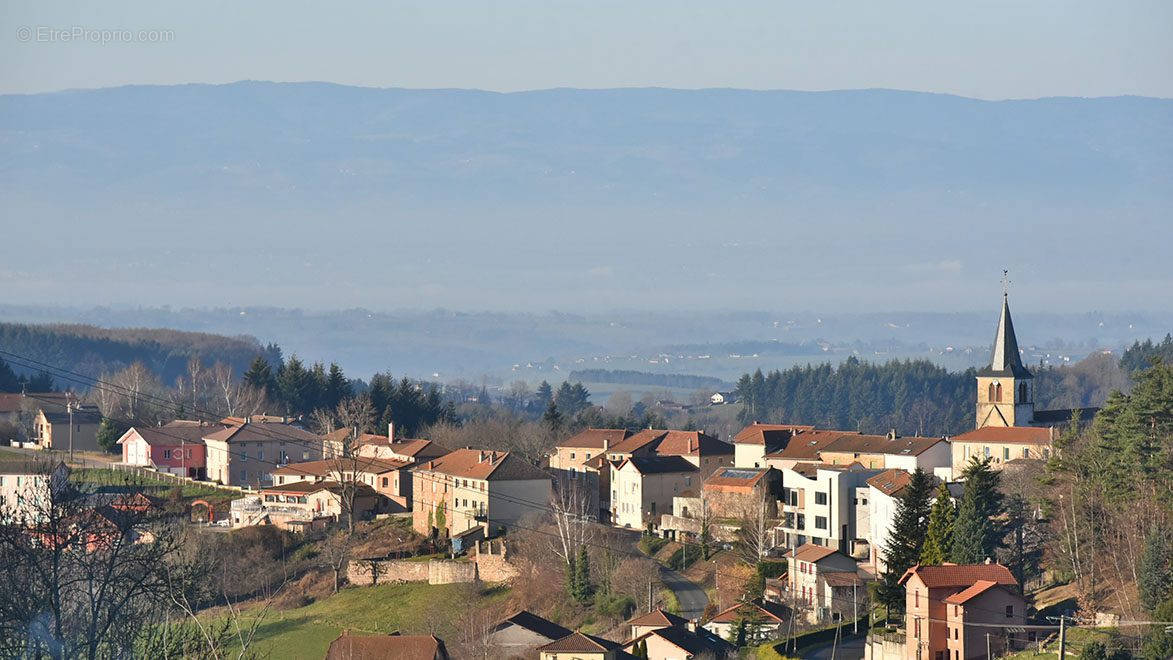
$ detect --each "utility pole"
[853,582,858,634]
[648,579,653,613]
[1057,615,1067,659]
[67,399,75,462]
[986,632,992,660]
[831,618,840,660]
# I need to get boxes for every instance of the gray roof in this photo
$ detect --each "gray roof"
[977,295,1033,378]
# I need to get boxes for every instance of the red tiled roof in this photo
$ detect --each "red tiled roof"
[821,571,866,588]
[704,467,770,489]
[325,632,446,660]
[764,430,857,460]
[790,543,841,563]
[899,563,1018,588]
[734,423,815,446]
[710,599,789,623]
[260,480,377,496]
[944,579,1003,604]
[120,420,228,447]
[950,426,1054,446]
[822,433,945,457]
[420,448,549,481]
[537,631,620,652]
[626,608,688,628]
[388,439,450,461]
[866,469,913,497]
[203,421,321,444]
[559,428,632,449]
[272,456,409,478]
[605,429,733,457]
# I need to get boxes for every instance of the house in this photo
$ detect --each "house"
[709,391,738,405]
[900,563,1023,660]
[117,420,225,478]
[612,455,700,530]
[487,610,573,655]
[819,432,951,472]
[271,456,414,512]
[621,624,735,659]
[763,429,858,471]
[702,599,790,644]
[203,419,326,487]
[411,448,552,539]
[777,462,883,553]
[626,608,689,639]
[947,426,1055,474]
[230,480,377,532]
[538,631,630,660]
[0,461,70,525]
[32,402,102,453]
[786,543,861,623]
[974,295,1098,431]
[360,437,451,464]
[733,423,815,469]
[325,631,449,660]
[549,428,632,519]
[702,466,782,519]
[865,469,914,572]
[591,430,734,527]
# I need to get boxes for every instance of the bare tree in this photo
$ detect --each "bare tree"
[736,490,773,567]
[453,589,506,660]
[548,480,596,572]
[336,395,375,435]
[319,530,352,595]
[0,460,187,658]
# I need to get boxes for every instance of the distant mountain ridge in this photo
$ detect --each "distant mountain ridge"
[2,82,1171,311]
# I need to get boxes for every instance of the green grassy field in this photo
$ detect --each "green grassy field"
[215,582,509,657]
[1002,627,1111,659]
[72,467,239,500]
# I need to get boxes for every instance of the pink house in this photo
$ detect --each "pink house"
[117,420,226,479]
[900,563,1024,660]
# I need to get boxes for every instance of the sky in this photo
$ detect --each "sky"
[1,0,1172,99]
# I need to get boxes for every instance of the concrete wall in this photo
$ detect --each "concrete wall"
[346,541,517,585]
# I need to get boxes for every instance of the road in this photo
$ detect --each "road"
[659,564,708,619]
[802,633,865,659]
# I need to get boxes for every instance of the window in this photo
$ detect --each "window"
[915,591,920,607]
[1003,447,1010,460]
[954,627,959,639]
[1005,605,1014,618]
[382,477,389,487]
[936,651,944,660]
[241,451,248,462]
[815,492,828,505]
[994,382,1003,402]
[815,516,828,529]
[585,453,591,459]
[988,382,996,402]
[1023,447,1030,458]
[914,618,921,638]
[257,449,263,461]
[570,452,575,459]
[983,446,991,458]
[1020,382,1028,400]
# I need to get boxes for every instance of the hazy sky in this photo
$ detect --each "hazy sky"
[2,0,1171,99]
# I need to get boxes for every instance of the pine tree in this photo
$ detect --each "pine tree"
[543,400,563,433]
[324,363,351,410]
[565,553,578,600]
[575,545,593,603]
[877,468,934,615]
[243,356,276,397]
[535,380,553,409]
[950,456,1004,564]
[1139,524,1172,612]
[920,483,956,566]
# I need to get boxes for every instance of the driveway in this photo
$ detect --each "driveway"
[802,633,865,660]
[659,565,708,619]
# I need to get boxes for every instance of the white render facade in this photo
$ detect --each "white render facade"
[777,464,882,553]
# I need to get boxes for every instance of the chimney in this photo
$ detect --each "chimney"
[478,451,487,462]
[887,429,898,440]
[388,421,395,442]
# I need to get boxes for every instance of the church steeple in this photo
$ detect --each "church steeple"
[982,294,1032,379]
[975,281,1035,429]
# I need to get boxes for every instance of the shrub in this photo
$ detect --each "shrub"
[638,536,667,555]
[595,592,636,619]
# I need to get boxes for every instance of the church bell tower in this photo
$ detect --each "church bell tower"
[975,286,1034,429]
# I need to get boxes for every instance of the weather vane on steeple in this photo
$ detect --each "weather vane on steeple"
[1001,269,1010,299]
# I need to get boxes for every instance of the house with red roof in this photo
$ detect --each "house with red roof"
[325,631,448,660]
[786,543,862,623]
[410,448,552,539]
[549,428,632,520]
[117,420,226,478]
[899,563,1024,660]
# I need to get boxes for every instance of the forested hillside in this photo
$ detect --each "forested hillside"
[0,322,279,386]
[734,352,1136,436]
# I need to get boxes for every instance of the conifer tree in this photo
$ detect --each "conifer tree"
[574,545,593,603]
[950,456,1004,564]
[565,553,578,600]
[1139,524,1172,612]
[920,483,956,566]
[876,468,933,615]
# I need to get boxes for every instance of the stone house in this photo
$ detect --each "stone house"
[271,455,414,512]
[899,563,1022,660]
[549,428,632,520]
[203,419,325,487]
[786,543,861,624]
[411,448,552,539]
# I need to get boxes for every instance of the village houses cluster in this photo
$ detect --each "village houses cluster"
[0,296,1091,659]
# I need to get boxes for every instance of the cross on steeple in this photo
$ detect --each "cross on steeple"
[1001,269,1011,299]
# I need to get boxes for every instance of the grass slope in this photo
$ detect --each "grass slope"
[226,583,509,658]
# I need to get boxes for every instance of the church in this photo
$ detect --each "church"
[949,292,1098,474]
